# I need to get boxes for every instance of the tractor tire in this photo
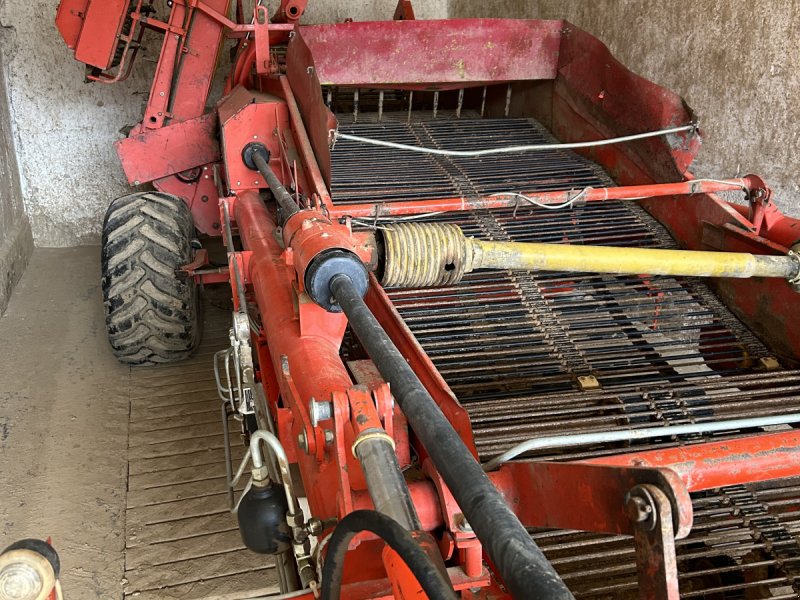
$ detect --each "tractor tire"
[101,192,201,366]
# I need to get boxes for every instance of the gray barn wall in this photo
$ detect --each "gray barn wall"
[1,0,175,247]
[0,42,32,316]
[449,0,800,217]
[0,1,448,248]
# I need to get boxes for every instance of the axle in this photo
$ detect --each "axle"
[380,222,800,288]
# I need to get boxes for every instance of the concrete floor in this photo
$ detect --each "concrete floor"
[0,247,129,599]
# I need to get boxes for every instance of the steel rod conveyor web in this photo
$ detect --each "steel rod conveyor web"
[331,114,800,599]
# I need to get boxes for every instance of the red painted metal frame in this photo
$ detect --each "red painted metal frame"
[56,0,129,69]
[296,20,562,88]
[58,5,800,596]
[234,190,352,514]
[491,462,693,538]
[115,113,220,185]
[327,176,762,219]
[55,0,88,50]
[583,430,800,493]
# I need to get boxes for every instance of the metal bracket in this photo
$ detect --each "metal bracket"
[496,461,693,537]
[253,4,272,75]
[231,311,256,416]
[178,247,209,276]
[787,248,800,286]
[493,461,692,600]
[628,484,680,600]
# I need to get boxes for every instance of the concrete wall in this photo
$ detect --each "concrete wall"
[304,0,447,23]
[0,40,33,316]
[0,1,448,248]
[449,0,800,217]
[0,0,164,247]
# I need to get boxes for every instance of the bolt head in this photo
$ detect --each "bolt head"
[297,432,308,453]
[307,518,324,536]
[626,496,650,522]
[625,491,656,531]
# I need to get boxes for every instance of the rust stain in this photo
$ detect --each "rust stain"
[453,58,466,79]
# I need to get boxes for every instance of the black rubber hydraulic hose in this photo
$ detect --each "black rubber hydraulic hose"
[330,274,574,599]
[321,510,456,600]
[252,151,301,219]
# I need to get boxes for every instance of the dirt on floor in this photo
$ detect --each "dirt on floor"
[0,246,279,600]
[0,247,130,599]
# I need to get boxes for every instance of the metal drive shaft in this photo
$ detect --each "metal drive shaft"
[380,223,800,288]
[329,273,574,600]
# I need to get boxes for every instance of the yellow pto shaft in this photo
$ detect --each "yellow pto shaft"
[473,239,796,279]
[380,222,800,289]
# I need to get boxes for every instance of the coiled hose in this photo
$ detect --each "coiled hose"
[320,510,456,600]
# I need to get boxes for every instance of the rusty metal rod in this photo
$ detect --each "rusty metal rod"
[328,177,761,219]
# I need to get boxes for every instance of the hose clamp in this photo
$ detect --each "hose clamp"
[351,431,396,458]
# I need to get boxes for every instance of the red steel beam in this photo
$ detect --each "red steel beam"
[327,177,760,219]
[279,76,333,205]
[490,461,693,538]
[234,190,353,521]
[582,430,800,492]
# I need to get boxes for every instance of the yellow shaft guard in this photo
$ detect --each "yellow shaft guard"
[472,239,797,279]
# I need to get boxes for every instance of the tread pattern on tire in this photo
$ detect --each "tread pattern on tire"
[101,192,200,366]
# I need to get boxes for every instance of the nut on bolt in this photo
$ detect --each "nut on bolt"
[287,512,305,528]
[297,432,309,454]
[625,487,656,531]
[251,465,269,484]
[626,495,652,522]
[307,518,324,536]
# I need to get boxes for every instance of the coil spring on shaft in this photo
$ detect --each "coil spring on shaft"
[381,223,471,288]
